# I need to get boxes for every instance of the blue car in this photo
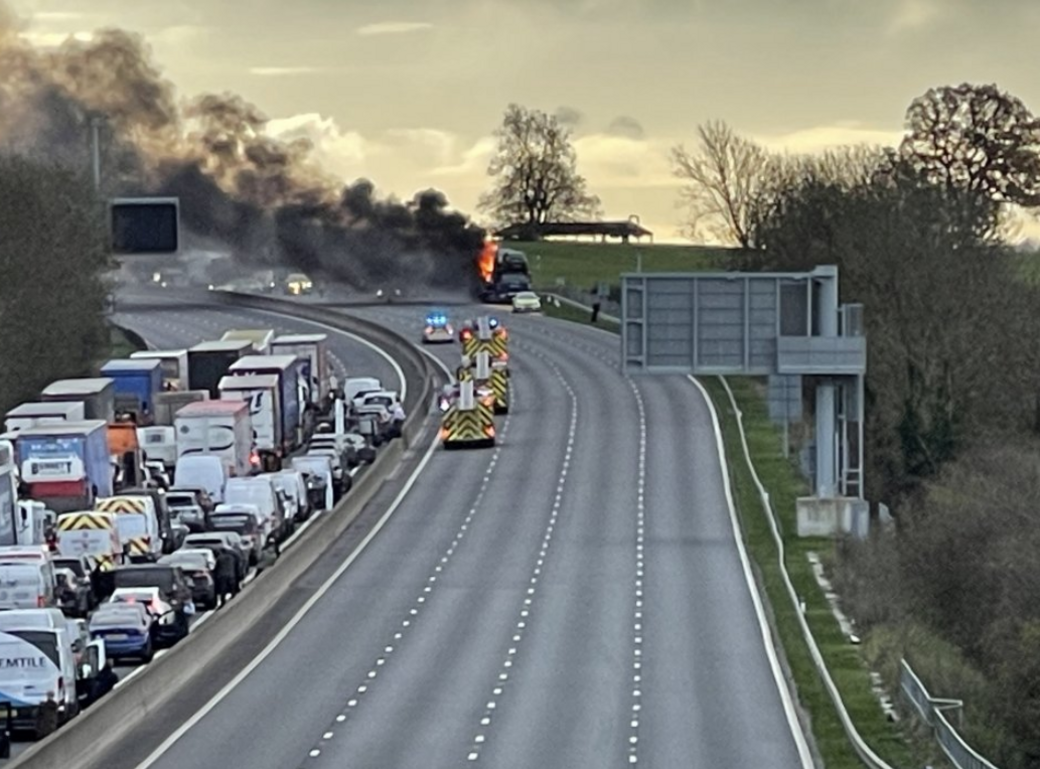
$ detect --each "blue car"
[89,602,155,663]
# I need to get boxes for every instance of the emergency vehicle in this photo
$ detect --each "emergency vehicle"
[421,312,454,344]
[440,379,495,449]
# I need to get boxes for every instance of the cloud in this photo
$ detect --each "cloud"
[751,123,904,154]
[430,136,496,178]
[887,0,939,34]
[266,113,369,175]
[573,134,675,188]
[606,115,645,140]
[250,66,323,77]
[17,30,93,47]
[554,105,584,128]
[32,11,83,21]
[355,21,432,36]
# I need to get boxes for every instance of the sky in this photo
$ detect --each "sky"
[8,0,1040,242]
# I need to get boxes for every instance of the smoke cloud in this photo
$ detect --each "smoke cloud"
[0,6,485,292]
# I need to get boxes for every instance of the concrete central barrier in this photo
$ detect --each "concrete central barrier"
[11,293,443,768]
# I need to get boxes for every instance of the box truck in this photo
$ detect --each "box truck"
[174,400,253,478]
[219,374,282,471]
[270,333,330,407]
[40,379,116,423]
[4,402,85,434]
[228,355,309,455]
[187,340,252,398]
[221,329,275,354]
[100,358,164,424]
[14,421,113,513]
[130,349,190,391]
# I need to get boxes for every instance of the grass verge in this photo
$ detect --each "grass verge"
[539,296,620,333]
[511,240,731,290]
[705,377,929,769]
[538,297,929,768]
[105,323,147,361]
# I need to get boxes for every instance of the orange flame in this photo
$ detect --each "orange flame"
[477,240,497,283]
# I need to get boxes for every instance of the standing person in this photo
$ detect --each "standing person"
[391,401,406,438]
[35,692,58,738]
[591,298,602,324]
[213,550,238,608]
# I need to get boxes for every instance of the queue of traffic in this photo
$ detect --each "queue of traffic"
[0,327,403,748]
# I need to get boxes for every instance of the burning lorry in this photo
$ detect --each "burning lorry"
[477,242,532,304]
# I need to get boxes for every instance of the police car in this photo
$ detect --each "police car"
[422,312,454,344]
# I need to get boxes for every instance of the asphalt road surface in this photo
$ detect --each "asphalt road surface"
[82,300,811,769]
[3,289,406,762]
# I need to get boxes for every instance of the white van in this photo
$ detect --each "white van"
[271,470,310,523]
[0,610,105,730]
[0,562,53,609]
[174,455,228,504]
[95,495,163,561]
[224,476,285,546]
[291,455,334,511]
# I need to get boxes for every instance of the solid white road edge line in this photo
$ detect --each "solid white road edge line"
[133,424,442,769]
[246,307,408,403]
[686,374,815,769]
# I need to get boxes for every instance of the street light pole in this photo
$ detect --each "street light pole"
[90,117,102,192]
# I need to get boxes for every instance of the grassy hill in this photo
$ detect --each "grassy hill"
[512,240,736,291]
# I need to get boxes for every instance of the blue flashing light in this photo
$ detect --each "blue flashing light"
[488,317,499,328]
[426,313,448,327]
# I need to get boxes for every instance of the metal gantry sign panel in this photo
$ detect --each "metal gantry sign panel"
[621,266,866,500]
[621,267,865,377]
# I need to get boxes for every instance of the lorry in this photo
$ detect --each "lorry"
[40,378,116,423]
[187,339,253,398]
[174,400,253,479]
[228,355,309,456]
[130,349,190,391]
[270,333,330,408]
[221,329,275,354]
[5,402,85,434]
[100,358,164,423]
[153,390,209,427]
[137,390,210,470]
[218,374,282,471]
[14,421,113,513]
[480,245,532,304]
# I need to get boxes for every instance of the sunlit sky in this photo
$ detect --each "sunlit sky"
[9,0,1040,242]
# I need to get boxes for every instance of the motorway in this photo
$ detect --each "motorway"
[68,294,813,769]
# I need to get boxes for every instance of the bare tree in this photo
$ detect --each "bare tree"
[479,104,601,229]
[902,83,1040,207]
[671,120,772,247]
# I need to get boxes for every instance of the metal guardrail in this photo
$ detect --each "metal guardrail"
[716,377,897,769]
[900,660,999,769]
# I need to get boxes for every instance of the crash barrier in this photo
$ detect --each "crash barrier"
[11,295,444,768]
[208,290,434,421]
[900,660,998,769]
[543,293,620,324]
[716,377,896,769]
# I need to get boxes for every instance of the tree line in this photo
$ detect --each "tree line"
[673,84,1040,767]
[0,157,112,416]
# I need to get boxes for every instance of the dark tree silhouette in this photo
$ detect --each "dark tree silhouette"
[479,103,600,228]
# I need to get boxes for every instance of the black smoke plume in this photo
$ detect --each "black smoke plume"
[0,7,485,292]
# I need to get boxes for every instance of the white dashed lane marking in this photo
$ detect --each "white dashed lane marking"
[626,379,649,765]
[463,343,578,763]
[301,387,519,762]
